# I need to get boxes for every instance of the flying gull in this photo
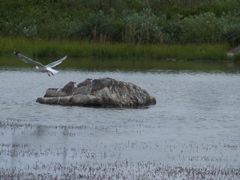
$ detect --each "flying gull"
[14,51,67,76]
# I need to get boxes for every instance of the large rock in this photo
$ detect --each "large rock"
[36,78,156,108]
[227,46,240,57]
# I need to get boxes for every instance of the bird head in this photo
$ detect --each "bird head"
[14,51,19,55]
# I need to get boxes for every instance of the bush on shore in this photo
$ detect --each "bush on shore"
[0,0,240,45]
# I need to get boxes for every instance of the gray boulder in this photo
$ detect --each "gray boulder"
[227,46,240,57]
[36,78,156,108]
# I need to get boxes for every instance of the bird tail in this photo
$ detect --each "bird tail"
[47,68,59,74]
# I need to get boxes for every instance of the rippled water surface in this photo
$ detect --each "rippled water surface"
[0,67,240,179]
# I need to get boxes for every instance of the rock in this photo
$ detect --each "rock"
[36,77,156,108]
[62,81,76,95]
[227,46,240,57]
[77,78,92,87]
[43,88,67,97]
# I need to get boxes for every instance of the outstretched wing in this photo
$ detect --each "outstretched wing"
[14,52,45,68]
[46,55,67,68]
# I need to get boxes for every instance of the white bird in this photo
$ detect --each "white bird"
[14,51,67,77]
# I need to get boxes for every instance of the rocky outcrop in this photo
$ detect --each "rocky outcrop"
[36,78,156,108]
[227,46,240,57]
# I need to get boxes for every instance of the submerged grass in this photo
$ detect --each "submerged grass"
[0,36,235,61]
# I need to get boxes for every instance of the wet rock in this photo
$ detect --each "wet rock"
[36,77,156,108]
[227,46,240,57]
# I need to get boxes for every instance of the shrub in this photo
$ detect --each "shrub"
[179,12,228,43]
[0,0,239,44]
[222,13,240,46]
[222,24,240,46]
[122,8,164,44]
[77,10,114,42]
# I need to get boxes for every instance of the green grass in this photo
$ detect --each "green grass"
[1,55,233,72]
[0,36,235,61]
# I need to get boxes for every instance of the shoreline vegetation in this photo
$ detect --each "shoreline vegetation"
[1,36,239,62]
[1,0,240,61]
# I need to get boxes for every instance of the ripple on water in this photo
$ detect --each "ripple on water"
[0,69,240,179]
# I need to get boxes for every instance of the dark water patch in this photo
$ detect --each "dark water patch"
[1,56,240,72]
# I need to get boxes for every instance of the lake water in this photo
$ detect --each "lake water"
[0,63,240,179]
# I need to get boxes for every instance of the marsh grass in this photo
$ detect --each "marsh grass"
[1,56,233,72]
[0,36,234,61]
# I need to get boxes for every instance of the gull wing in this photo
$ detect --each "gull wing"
[46,55,67,68]
[14,52,45,68]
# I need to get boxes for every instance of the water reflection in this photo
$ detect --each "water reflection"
[1,56,240,72]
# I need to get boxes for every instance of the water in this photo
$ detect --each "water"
[0,66,240,179]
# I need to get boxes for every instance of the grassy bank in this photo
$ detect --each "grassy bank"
[0,36,237,61]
